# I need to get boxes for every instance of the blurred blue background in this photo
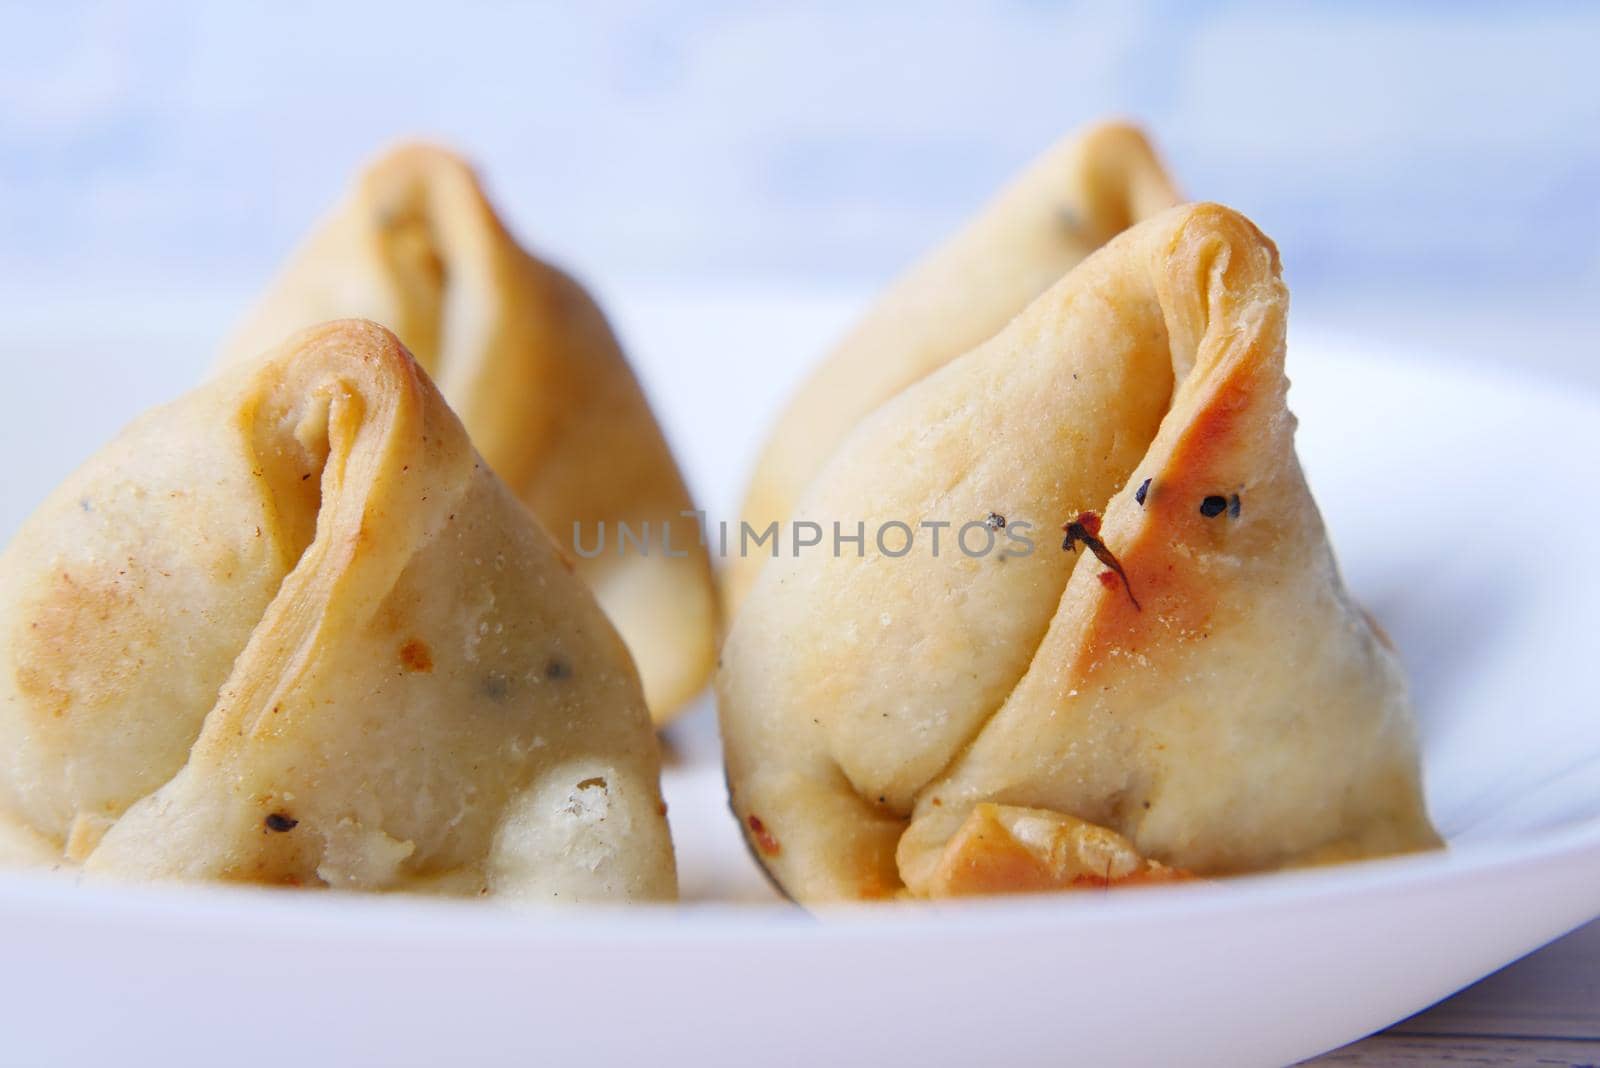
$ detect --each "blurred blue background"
[1,1,1597,382]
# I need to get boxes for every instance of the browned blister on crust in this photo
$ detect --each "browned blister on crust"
[223,146,716,723]
[719,203,1439,905]
[0,321,676,900]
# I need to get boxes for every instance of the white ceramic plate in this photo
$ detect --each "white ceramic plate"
[0,295,1596,1067]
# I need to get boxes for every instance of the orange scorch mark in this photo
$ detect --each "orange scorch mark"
[16,568,144,720]
[747,815,781,857]
[855,877,897,901]
[399,638,434,673]
[1071,366,1267,678]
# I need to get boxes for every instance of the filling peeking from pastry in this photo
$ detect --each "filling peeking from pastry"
[718,203,1440,904]
[0,321,676,901]
[223,145,717,724]
[727,121,1183,617]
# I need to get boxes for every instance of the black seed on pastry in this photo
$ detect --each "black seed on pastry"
[1228,493,1241,518]
[984,512,1006,529]
[481,673,511,701]
[265,812,298,833]
[545,657,572,681]
[1200,495,1228,518]
[1135,478,1151,506]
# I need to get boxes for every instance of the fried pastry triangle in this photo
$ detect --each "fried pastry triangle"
[0,321,675,900]
[720,204,1439,903]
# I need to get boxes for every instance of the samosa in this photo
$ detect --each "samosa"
[0,321,676,901]
[719,204,1439,904]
